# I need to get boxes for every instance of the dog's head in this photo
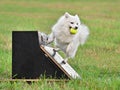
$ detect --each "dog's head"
[64,12,81,32]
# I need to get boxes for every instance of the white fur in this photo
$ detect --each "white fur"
[48,12,89,61]
[38,32,48,45]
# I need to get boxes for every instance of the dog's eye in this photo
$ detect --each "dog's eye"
[70,22,74,24]
[76,23,78,25]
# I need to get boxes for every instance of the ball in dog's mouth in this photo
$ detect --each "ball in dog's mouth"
[70,28,78,34]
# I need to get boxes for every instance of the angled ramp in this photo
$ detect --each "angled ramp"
[41,46,81,79]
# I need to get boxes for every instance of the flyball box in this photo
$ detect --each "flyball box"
[12,31,81,79]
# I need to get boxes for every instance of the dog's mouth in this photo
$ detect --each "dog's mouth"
[69,26,78,34]
[69,26,78,30]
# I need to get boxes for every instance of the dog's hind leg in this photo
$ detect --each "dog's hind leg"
[47,33,55,44]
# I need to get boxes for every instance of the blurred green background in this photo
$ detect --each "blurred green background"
[0,0,120,89]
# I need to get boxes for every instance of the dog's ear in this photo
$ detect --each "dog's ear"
[75,14,79,19]
[64,12,70,18]
[75,14,81,24]
[75,14,80,20]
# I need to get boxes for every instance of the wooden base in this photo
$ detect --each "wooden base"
[0,79,69,82]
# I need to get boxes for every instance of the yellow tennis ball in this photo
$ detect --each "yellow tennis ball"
[70,28,78,34]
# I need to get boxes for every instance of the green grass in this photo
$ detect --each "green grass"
[0,0,120,89]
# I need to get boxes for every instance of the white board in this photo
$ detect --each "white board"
[41,45,81,79]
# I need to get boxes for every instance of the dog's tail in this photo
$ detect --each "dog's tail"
[79,24,89,45]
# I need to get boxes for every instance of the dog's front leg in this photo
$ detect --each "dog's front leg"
[66,42,76,58]
[61,42,76,64]
[66,40,79,59]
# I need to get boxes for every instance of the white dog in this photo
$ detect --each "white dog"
[48,12,89,63]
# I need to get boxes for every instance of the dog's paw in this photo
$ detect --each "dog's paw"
[54,48,60,52]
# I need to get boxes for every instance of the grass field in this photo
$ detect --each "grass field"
[0,0,120,89]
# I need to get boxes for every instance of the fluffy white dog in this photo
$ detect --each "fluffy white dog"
[48,12,89,63]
